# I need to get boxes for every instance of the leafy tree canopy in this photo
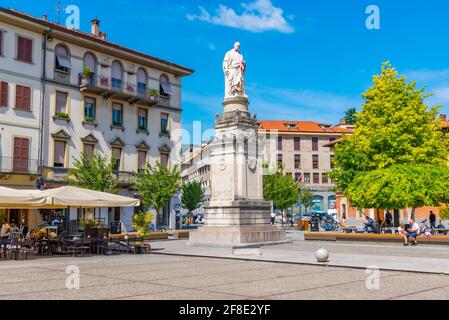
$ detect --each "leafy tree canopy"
[181,181,205,213]
[134,162,181,220]
[299,188,314,212]
[263,163,298,211]
[68,152,118,193]
[331,62,448,193]
[344,107,357,125]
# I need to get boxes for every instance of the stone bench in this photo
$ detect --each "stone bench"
[173,230,190,239]
[304,232,449,245]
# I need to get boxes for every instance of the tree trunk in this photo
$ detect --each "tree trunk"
[411,207,416,221]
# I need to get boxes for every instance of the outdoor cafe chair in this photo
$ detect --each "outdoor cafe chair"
[20,239,34,260]
[6,239,21,260]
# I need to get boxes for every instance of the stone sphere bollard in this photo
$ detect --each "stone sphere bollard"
[315,248,329,262]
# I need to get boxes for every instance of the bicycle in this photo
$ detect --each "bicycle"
[320,216,340,232]
[149,223,167,233]
[419,219,435,236]
[378,220,393,234]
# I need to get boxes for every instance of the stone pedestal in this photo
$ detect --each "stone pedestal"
[189,96,287,247]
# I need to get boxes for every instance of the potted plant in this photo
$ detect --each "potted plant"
[132,212,153,254]
[79,218,100,237]
[56,111,69,119]
[148,89,159,101]
[84,116,95,122]
[80,67,91,86]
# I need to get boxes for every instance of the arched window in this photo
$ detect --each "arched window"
[312,195,324,212]
[137,68,147,95]
[55,44,71,73]
[83,52,97,74]
[159,74,172,97]
[111,60,123,90]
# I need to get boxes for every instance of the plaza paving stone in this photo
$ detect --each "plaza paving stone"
[1,251,449,299]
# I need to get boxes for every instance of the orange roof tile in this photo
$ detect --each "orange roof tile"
[1,8,194,76]
[258,120,353,134]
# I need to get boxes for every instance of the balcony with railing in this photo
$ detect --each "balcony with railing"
[0,157,41,175]
[113,171,137,186]
[79,73,160,106]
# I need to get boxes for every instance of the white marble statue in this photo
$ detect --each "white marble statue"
[223,42,247,98]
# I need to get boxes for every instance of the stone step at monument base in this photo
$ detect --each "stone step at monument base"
[188,224,289,247]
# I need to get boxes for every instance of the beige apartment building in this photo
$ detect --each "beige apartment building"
[0,8,193,230]
[258,120,353,211]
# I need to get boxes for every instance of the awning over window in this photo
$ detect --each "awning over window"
[56,54,72,69]
[160,76,172,95]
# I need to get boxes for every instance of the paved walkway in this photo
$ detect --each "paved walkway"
[1,253,449,300]
[150,235,449,275]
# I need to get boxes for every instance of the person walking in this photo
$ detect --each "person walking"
[429,211,436,229]
[385,210,393,227]
[270,212,276,225]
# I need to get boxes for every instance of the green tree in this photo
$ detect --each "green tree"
[344,107,357,125]
[132,212,153,238]
[263,164,298,225]
[331,62,449,219]
[134,162,181,225]
[181,181,205,225]
[68,152,118,193]
[299,188,314,213]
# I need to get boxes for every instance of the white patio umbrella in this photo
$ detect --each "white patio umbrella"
[39,186,140,208]
[0,186,49,208]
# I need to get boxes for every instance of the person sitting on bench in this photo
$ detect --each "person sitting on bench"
[363,216,375,233]
[398,223,408,246]
[406,219,420,246]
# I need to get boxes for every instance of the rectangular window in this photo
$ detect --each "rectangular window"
[0,81,8,107]
[277,154,283,165]
[0,31,3,56]
[84,97,96,120]
[13,137,29,172]
[294,154,301,169]
[330,155,335,169]
[313,173,320,184]
[83,144,94,157]
[137,82,146,96]
[17,36,32,63]
[15,85,31,110]
[112,103,123,126]
[55,91,68,114]
[160,153,169,168]
[312,155,319,169]
[138,108,148,130]
[112,147,121,171]
[322,173,329,184]
[312,137,319,151]
[138,150,147,171]
[277,136,282,151]
[161,113,169,133]
[294,137,301,151]
[53,140,66,167]
[303,173,310,184]
[295,173,301,182]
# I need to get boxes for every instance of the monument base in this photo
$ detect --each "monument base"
[188,224,288,248]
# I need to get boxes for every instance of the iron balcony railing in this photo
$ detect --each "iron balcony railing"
[0,157,41,175]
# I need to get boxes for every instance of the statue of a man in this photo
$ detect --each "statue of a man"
[223,42,246,98]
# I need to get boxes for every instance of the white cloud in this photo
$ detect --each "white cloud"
[404,69,449,83]
[186,0,294,33]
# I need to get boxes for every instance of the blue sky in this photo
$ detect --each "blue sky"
[3,0,449,144]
